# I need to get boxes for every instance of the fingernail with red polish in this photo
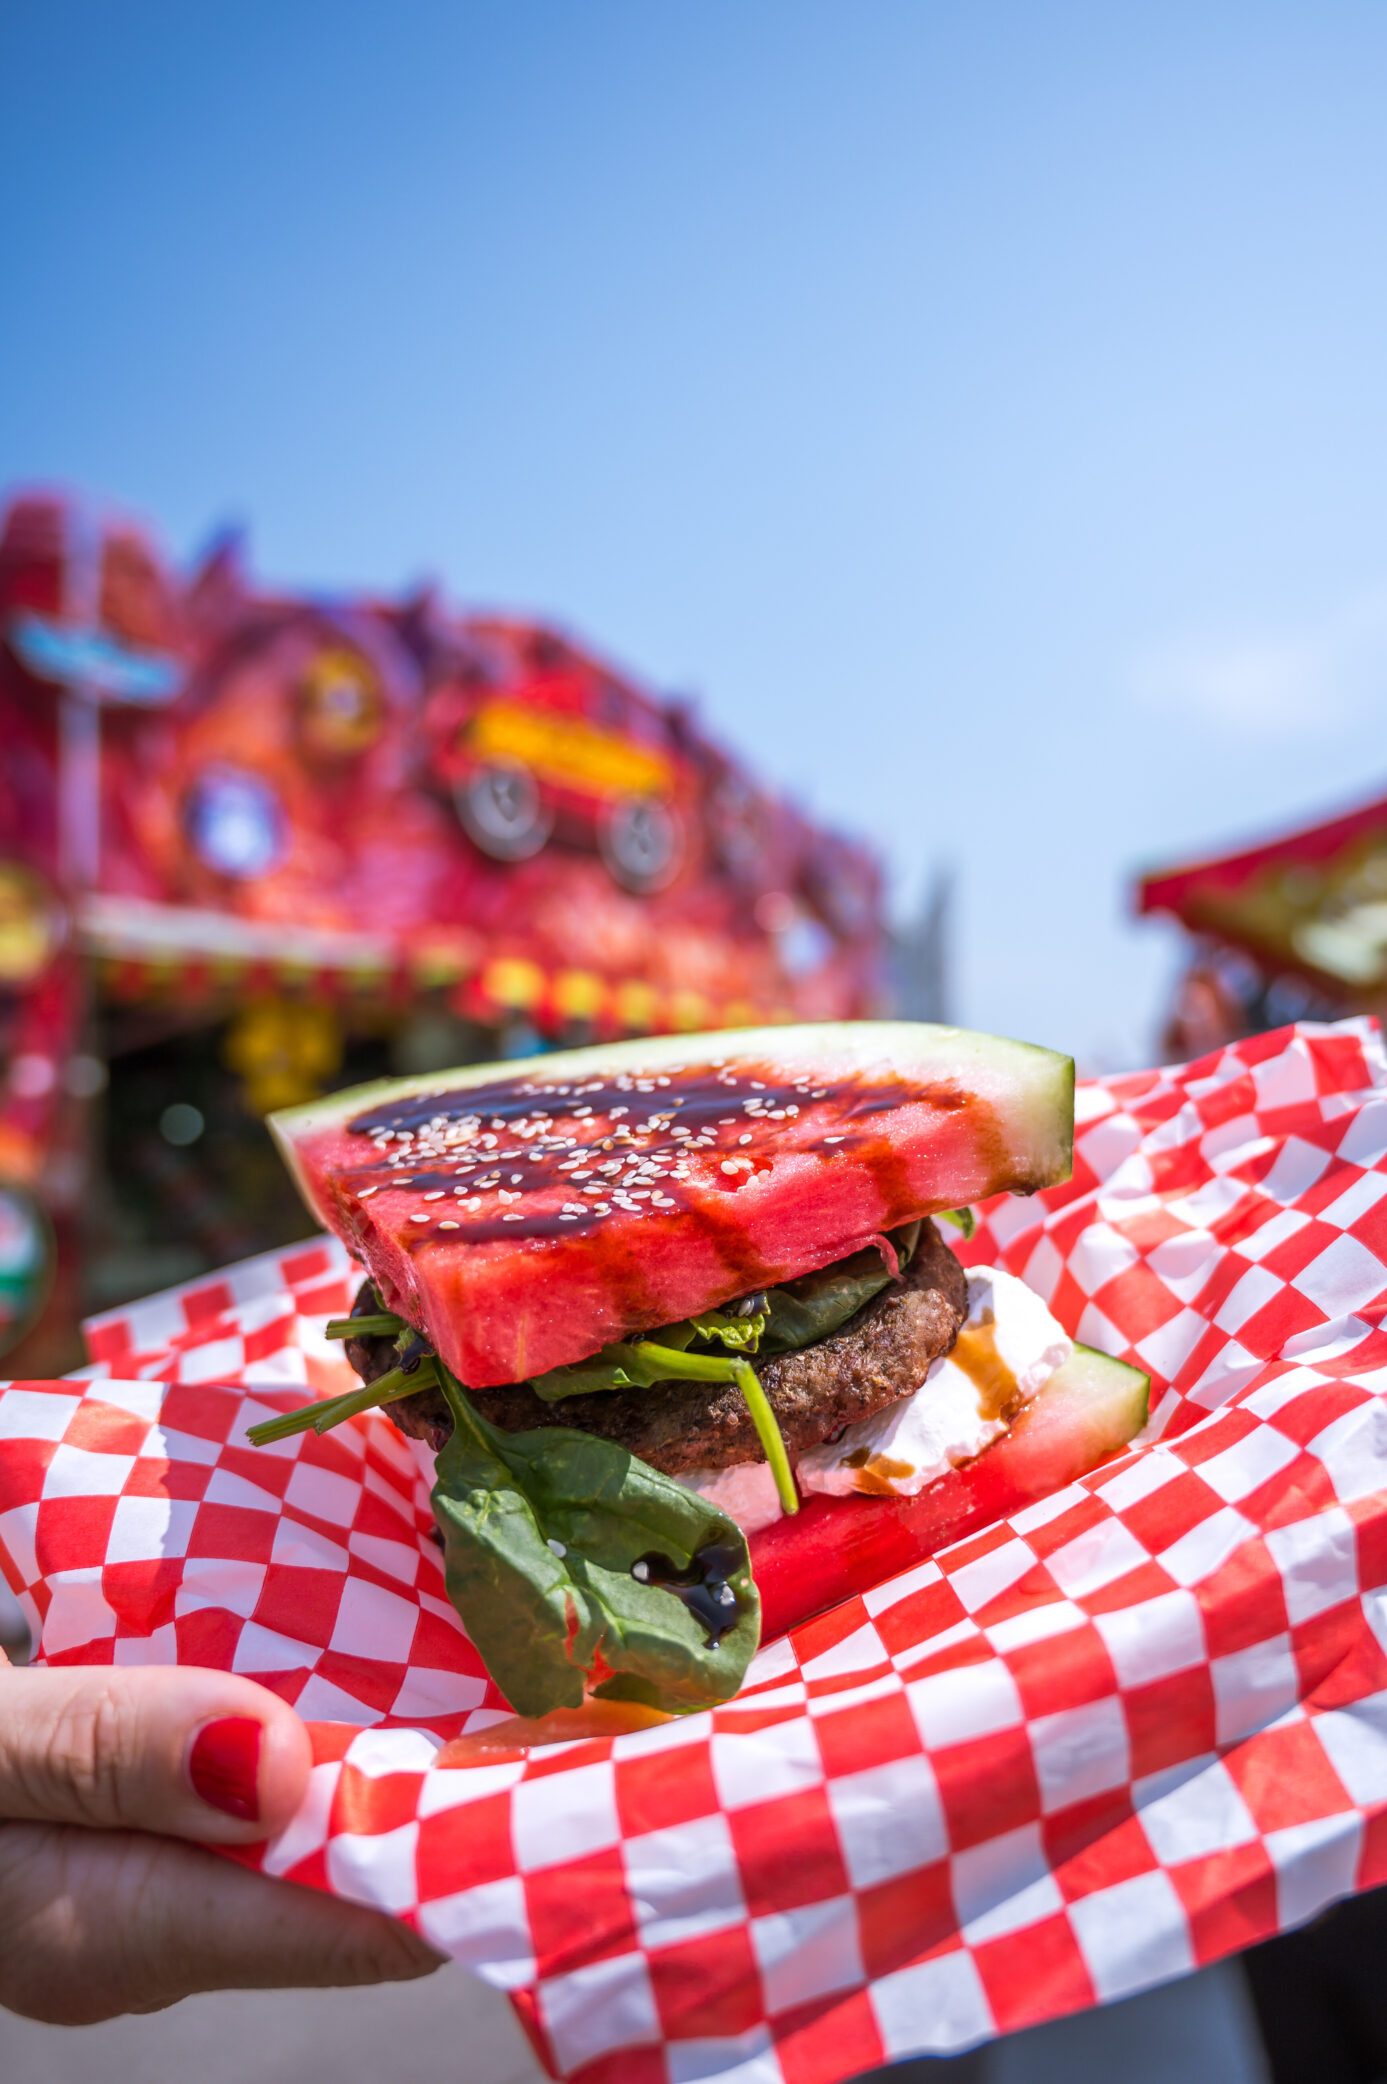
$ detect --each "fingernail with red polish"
[189,1716,263,1822]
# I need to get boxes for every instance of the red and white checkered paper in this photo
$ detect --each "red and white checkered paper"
[7,1019,1387,2082]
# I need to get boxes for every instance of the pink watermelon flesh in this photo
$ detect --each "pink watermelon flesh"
[750,1344,1150,1641]
[271,1022,1073,1389]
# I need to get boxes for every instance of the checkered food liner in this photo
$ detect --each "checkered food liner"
[5,1018,1387,2082]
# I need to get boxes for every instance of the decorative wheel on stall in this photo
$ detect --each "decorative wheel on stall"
[600,794,683,893]
[454,759,554,862]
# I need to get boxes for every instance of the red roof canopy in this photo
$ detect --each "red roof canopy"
[1137,786,1387,996]
[1138,788,1387,917]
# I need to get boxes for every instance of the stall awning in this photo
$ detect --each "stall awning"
[78,894,793,1036]
[1137,787,1387,991]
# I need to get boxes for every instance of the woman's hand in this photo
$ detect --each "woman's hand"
[0,1659,442,2023]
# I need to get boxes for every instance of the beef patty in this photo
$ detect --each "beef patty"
[346,1218,967,1475]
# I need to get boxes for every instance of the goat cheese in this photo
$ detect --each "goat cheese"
[675,1265,1072,1534]
[798,1266,1071,1500]
[676,1456,784,1535]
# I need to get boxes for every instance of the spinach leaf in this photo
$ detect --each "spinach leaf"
[246,1358,440,1446]
[756,1221,921,1353]
[530,1337,798,1514]
[687,1305,770,1353]
[756,1264,891,1352]
[529,1306,770,1400]
[531,1222,923,1400]
[324,1313,407,1340]
[430,1367,760,1716]
[529,1322,697,1401]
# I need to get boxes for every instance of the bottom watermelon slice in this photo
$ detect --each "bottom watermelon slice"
[749,1346,1149,1642]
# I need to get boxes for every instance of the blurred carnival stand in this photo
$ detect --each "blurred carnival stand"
[1140,788,1387,1063]
[0,489,884,1371]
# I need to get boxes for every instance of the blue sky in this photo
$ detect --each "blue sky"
[4,3,1387,1070]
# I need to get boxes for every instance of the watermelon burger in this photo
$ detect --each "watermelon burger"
[251,1024,1148,1716]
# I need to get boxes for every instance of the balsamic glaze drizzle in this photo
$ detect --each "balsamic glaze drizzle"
[335,1060,967,1257]
[631,1541,745,1646]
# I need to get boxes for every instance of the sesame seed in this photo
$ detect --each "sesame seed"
[720,1160,740,1175]
[439,1219,459,1230]
[739,1133,753,1145]
[824,1135,844,1143]
[358,1185,379,1198]
[502,1212,524,1221]
[424,1190,445,1201]
[410,1213,429,1223]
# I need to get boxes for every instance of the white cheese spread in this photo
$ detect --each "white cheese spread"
[798,1265,1071,1501]
[676,1456,785,1535]
[677,1263,1072,1534]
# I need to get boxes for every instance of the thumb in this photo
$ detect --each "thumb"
[0,1664,313,1845]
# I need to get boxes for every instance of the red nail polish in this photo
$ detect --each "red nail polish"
[189,1716,263,1822]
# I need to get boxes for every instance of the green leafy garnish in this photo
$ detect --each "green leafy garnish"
[324,1313,408,1340]
[532,1336,798,1516]
[935,1207,976,1240]
[527,1321,692,1400]
[245,1358,438,1446]
[430,1367,759,1716]
[687,1305,770,1353]
[525,1224,928,1511]
[244,1220,960,1714]
[633,1341,798,1514]
[755,1248,901,1353]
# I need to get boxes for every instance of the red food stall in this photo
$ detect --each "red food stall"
[1138,787,1387,1061]
[0,490,884,1366]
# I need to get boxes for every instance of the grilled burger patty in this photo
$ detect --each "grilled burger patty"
[346,1219,968,1475]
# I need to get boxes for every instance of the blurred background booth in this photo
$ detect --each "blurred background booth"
[0,489,885,1370]
[1139,791,1387,1062]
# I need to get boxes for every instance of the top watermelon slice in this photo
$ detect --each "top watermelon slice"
[271,1021,1073,1390]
